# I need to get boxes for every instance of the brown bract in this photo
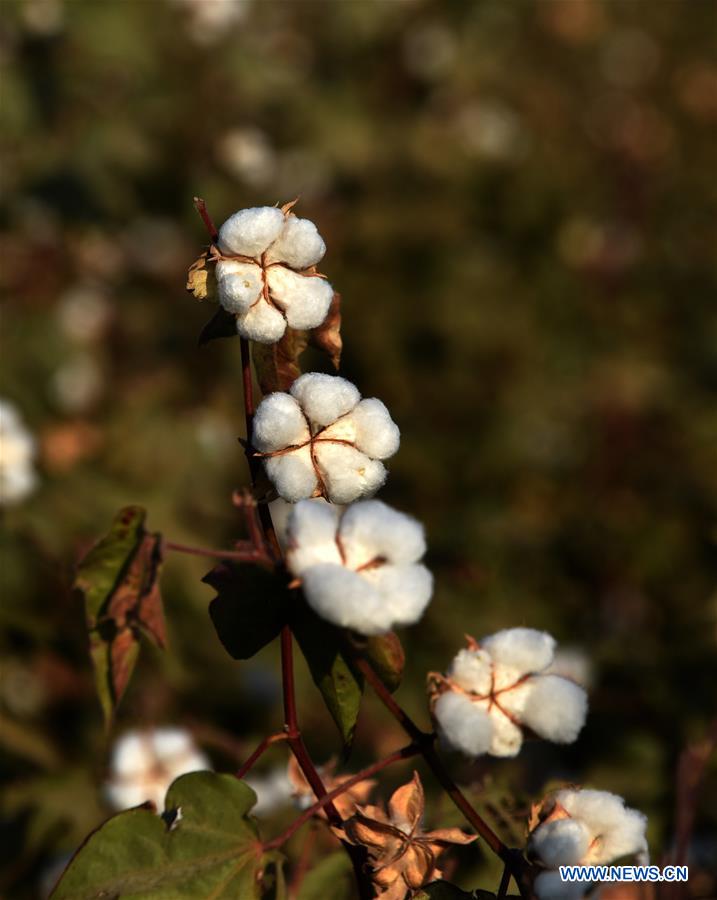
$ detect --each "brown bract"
[338,772,476,900]
[287,755,376,820]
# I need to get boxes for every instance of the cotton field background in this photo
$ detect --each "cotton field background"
[1,0,716,897]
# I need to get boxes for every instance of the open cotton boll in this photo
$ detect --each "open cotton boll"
[265,450,317,502]
[314,442,387,504]
[217,206,285,257]
[235,298,287,343]
[482,628,556,678]
[265,216,326,269]
[350,399,401,459]
[290,373,361,427]
[286,500,343,570]
[534,870,591,900]
[367,563,434,627]
[435,691,493,757]
[488,712,524,757]
[530,818,591,868]
[301,564,389,634]
[555,790,648,863]
[449,648,493,695]
[252,393,309,452]
[338,500,426,568]
[521,675,588,743]
[215,260,263,313]
[266,267,333,330]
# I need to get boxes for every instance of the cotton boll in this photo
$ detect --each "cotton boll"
[265,216,326,269]
[235,299,287,343]
[151,728,194,759]
[215,260,263,314]
[110,732,150,778]
[301,564,389,634]
[435,691,493,757]
[449,648,493,695]
[350,399,401,459]
[217,206,285,257]
[530,818,591,868]
[286,499,343,571]
[556,790,648,863]
[520,675,588,743]
[290,373,360,427]
[488,712,524,757]
[268,498,292,549]
[374,563,433,627]
[265,449,317,502]
[244,768,294,817]
[534,870,591,900]
[482,628,556,677]
[314,442,387,504]
[338,501,426,568]
[266,267,333,330]
[253,393,309,452]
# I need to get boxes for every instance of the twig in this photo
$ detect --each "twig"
[497,861,512,899]
[164,539,270,566]
[236,731,289,780]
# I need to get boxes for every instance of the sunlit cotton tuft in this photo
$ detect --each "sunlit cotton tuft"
[104,728,211,813]
[213,205,333,343]
[529,789,648,899]
[253,373,400,504]
[285,499,433,635]
[430,628,588,758]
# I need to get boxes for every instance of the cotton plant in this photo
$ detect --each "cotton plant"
[104,728,211,813]
[55,197,653,900]
[528,789,649,899]
[0,399,38,505]
[253,373,400,503]
[429,628,588,758]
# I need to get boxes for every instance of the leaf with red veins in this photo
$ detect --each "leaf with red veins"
[339,773,476,898]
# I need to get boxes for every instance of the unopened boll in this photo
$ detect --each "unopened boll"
[529,789,648,899]
[104,728,210,812]
[253,373,400,504]
[286,499,433,635]
[431,628,588,758]
[213,205,334,343]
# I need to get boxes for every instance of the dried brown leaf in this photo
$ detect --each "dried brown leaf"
[310,291,342,369]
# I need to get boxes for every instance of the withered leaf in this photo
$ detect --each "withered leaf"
[75,506,166,725]
[310,291,342,370]
[186,250,216,302]
[253,327,309,394]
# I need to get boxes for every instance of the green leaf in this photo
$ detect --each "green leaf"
[297,851,353,900]
[75,506,166,725]
[354,631,405,693]
[52,772,274,899]
[204,564,288,660]
[292,603,363,750]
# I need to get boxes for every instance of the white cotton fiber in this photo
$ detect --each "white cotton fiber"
[110,732,148,777]
[521,675,588,743]
[530,818,591,868]
[435,691,493,757]
[534,870,590,900]
[252,393,309,452]
[265,449,317,502]
[286,500,343,571]
[151,728,194,759]
[482,628,556,677]
[301,564,387,634]
[350,399,401,459]
[338,501,426,568]
[235,298,287,343]
[449,648,493,695]
[215,260,263,314]
[368,563,434,627]
[555,790,648,863]
[313,441,387,504]
[266,267,334,330]
[290,373,360,427]
[488,712,524,757]
[218,206,285,257]
[265,216,326,269]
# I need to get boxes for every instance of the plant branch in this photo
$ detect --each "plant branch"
[164,539,271,566]
[193,196,218,243]
[236,731,289,780]
[264,741,420,852]
[497,861,512,899]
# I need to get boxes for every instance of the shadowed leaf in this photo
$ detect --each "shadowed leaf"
[253,327,309,394]
[198,307,237,346]
[204,563,288,660]
[51,772,271,900]
[297,851,353,900]
[75,506,166,725]
[310,291,342,369]
[351,631,405,694]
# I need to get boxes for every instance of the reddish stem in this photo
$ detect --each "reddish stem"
[236,732,289,780]
[193,196,218,243]
[164,539,269,565]
[497,861,512,899]
[264,742,420,851]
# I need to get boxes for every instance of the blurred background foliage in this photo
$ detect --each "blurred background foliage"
[1,0,716,896]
